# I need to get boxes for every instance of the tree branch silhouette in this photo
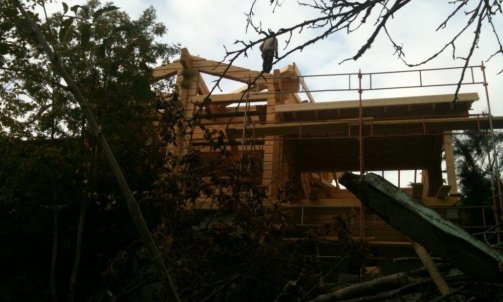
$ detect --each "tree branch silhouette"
[218,0,503,103]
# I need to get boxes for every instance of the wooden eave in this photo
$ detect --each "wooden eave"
[276,93,477,121]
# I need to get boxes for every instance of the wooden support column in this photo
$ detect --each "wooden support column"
[262,71,282,198]
[273,69,284,104]
[183,73,198,120]
[427,135,444,197]
[443,131,458,194]
[170,48,199,157]
[421,170,429,200]
[179,48,198,121]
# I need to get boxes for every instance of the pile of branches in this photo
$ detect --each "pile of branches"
[304,266,503,302]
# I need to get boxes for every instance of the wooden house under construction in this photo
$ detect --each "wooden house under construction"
[152,48,503,248]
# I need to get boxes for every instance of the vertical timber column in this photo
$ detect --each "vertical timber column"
[179,48,198,155]
[443,131,458,195]
[173,67,198,157]
[427,135,444,197]
[262,72,282,199]
[181,70,198,120]
[421,169,430,200]
[168,69,186,158]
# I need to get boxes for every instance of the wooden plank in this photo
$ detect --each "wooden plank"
[274,93,479,113]
[427,135,444,196]
[152,62,183,80]
[412,241,450,296]
[198,72,210,95]
[192,92,268,105]
[227,118,358,137]
[191,56,272,83]
[281,198,361,208]
[226,116,503,138]
[310,174,337,190]
[369,241,412,247]
[231,84,250,93]
[421,196,459,207]
[443,132,458,194]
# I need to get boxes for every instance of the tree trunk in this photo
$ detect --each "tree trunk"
[50,205,59,302]
[67,200,87,302]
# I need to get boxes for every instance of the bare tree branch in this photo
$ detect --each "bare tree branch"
[223,0,503,103]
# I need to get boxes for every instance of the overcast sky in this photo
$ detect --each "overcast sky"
[47,1,503,115]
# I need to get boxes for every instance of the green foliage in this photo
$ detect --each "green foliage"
[1,0,178,139]
[0,1,178,301]
[454,131,503,205]
[453,131,503,236]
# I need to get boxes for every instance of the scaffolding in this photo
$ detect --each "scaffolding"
[153,50,503,245]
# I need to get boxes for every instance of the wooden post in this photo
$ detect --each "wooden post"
[262,70,282,198]
[411,241,450,296]
[443,131,458,194]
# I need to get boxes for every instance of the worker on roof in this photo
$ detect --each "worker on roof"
[259,29,278,73]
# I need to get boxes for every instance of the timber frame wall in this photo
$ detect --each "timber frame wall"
[153,48,503,245]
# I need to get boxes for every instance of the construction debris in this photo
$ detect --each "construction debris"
[339,172,503,282]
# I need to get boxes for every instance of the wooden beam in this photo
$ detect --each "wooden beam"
[275,198,363,208]
[152,62,183,80]
[293,63,315,103]
[180,48,193,68]
[197,72,210,95]
[275,93,479,113]
[412,241,450,295]
[192,92,268,105]
[311,173,337,190]
[443,132,458,194]
[427,135,444,196]
[226,116,503,138]
[231,84,251,93]
[190,56,272,83]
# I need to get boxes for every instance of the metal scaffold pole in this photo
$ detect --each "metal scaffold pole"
[357,69,366,281]
[481,62,502,243]
[358,69,364,176]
